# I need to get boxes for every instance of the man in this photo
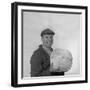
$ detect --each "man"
[30,28,64,77]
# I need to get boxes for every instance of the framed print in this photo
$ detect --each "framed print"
[11,2,88,87]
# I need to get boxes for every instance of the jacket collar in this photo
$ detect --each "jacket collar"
[39,45,53,56]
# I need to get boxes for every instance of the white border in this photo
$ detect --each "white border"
[18,5,86,84]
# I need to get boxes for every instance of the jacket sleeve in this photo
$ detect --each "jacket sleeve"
[30,52,51,77]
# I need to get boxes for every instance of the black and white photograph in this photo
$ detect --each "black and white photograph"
[11,2,88,87]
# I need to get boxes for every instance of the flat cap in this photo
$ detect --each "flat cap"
[41,28,55,37]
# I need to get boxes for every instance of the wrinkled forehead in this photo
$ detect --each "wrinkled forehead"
[42,34,54,37]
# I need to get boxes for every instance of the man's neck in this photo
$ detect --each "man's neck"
[42,45,52,56]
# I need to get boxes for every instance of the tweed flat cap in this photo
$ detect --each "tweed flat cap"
[41,28,55,37]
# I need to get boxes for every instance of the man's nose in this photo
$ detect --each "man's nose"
[49,39,53,42]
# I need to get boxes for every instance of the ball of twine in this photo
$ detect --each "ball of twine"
[50,48,73,72]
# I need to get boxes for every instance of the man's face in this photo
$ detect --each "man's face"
[41,34,54,48]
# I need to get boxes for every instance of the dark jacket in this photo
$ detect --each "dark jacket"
[30,45,64,77]
[30,45,52,77]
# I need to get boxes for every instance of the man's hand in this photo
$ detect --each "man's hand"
[50,63,61,72]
